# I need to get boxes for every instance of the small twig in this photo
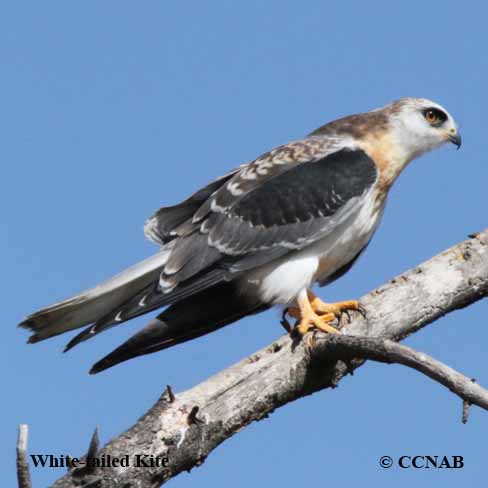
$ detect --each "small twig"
[87,426,100,459]
[16,424,32,488]
[462,378,477,424]
[313,334,488,413]
[165,384,176,403]
[70,426,100,476]
[85,427,100,472]
[187,406,204,425]
[462,399,471,424]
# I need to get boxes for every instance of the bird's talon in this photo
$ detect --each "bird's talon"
[357,303,367,318]
[280,310,292,333]
[289,291,362,338]
[295,311,339,336]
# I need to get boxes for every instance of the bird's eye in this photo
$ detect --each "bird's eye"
[423,108,447,126]
[424,110,438,123]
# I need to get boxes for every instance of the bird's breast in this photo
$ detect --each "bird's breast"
[314,187,385,284]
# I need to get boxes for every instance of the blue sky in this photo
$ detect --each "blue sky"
[2,1,488,486]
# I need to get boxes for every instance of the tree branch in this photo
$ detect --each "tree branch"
[313,334,488,411]
[45,229,488,487]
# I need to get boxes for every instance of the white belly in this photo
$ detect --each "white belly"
[238,191,385,305]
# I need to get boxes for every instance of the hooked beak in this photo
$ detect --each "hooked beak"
[448,131,462,150]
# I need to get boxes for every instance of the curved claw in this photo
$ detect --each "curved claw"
[280,308,293,333]
[357,303,367,318]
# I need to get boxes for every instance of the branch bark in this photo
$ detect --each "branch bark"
[17,424,32,488]
[43,229,488,487]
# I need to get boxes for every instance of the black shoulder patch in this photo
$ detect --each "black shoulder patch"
[231,148,377,227]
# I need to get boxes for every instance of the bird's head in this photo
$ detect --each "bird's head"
[384,97,461,162]
[310,97,461,190]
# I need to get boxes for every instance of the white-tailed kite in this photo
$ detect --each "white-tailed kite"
[19,98,461,373]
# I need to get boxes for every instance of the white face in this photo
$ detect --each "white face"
[389,98,461,161]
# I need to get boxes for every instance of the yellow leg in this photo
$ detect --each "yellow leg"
[286,290,360,336]
[287,291,359,320]
[294,290,340,336]
[307,290,359,317]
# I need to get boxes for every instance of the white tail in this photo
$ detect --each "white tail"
[19,249,172,343]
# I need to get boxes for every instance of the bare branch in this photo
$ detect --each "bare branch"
[16,424,32,488]
[312,334,488,412]
[48,229,488,487]
[165,384,175,403]
[86,427,100,461]
[80,427,100,475]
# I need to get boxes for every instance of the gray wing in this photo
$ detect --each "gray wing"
[161,137,378,279]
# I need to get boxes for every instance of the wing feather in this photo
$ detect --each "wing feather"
[144,168,240,245]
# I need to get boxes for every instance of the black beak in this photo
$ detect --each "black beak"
[449,132,462,150]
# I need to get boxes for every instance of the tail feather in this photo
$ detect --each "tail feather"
[63,268,227,351]
[19,249,172,343]
[89,282,268,374]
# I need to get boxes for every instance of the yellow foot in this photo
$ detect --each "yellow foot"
[296,310,339,336]
[287,291,359,326]
[309,292,359,318]
[288,290,356,337]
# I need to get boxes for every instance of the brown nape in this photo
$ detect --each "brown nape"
[309,100,405,139]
